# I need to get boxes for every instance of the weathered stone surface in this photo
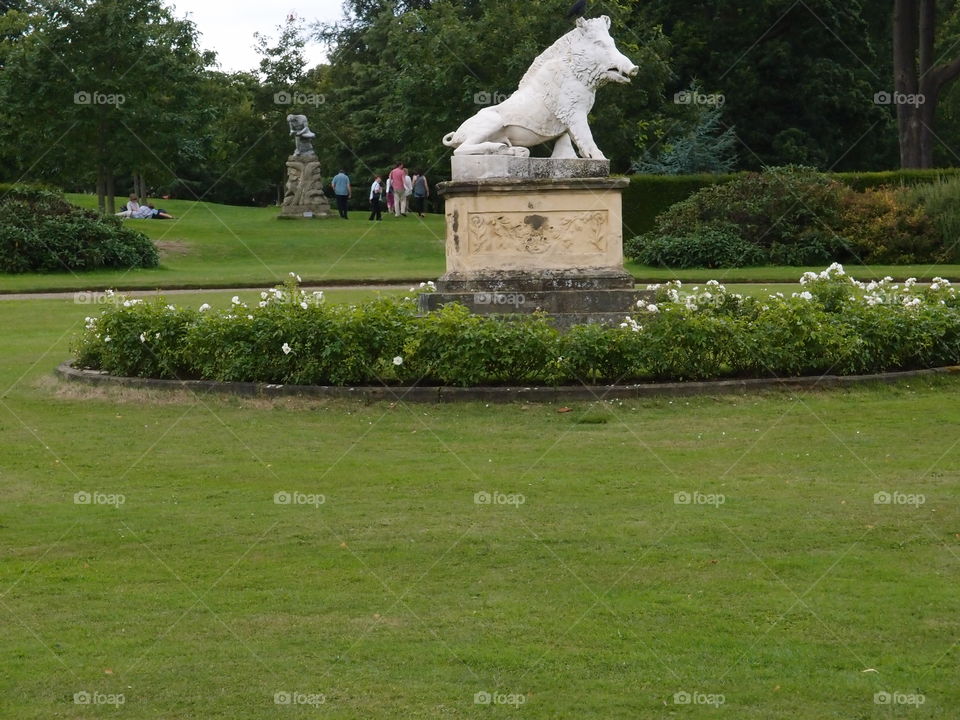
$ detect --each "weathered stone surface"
[428,174,638,326]
[438,177,628,276]
[434,268,635,292]
[278,154,330,219]
[441,16,638,161]
[287,114,316,157]
[419,288,652,315]
[450,156,610,180]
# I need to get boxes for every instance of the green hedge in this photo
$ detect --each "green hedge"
[620,168,960,238]
[72,270,960,387]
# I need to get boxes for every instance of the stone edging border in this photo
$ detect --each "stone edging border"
[56,361,960,403]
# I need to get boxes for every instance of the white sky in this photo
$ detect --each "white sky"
[168,0,346,73]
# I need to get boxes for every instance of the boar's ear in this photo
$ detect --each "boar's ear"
[576,16,587,29]
[601,15,611,29]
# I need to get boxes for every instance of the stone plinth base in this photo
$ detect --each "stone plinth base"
[422,174,642,327]
[451,156,610,181]
[278,203,330,219]
[278,153,331,219]
[439,176,629,276]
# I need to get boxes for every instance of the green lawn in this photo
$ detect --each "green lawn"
[2,293,960,717]
[0,195,448,293]
[3,195,960,293]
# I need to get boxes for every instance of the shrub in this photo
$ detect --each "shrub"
[627,166,850,268]
[628,224,766,268]
[0,184,158,273]
[71,267,960,388]
[837,187,942,264]
[906,178,960,263]
[625,166,960,268]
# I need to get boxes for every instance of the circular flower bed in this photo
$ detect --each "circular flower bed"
[72,266,960,387]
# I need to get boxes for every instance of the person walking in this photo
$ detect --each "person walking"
[389,162,407,217]
[403,169,413,213]
[412,170,430,217]
[369,175,383,221]
[331,169,351,219]
[385,175,395,214]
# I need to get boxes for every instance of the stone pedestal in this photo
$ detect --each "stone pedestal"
[419,158,648,328]
[278,153,331,219]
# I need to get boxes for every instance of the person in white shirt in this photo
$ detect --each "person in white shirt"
[368,175,383,221]
[385,177,394,214]
[115,193,140,218]
[403,171,413,213]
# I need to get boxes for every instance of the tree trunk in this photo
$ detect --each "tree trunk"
[138,173,148,200]
[106,173,115,214]
[96,168,106,215]
[893,0,960,167]
[894,0,922,167]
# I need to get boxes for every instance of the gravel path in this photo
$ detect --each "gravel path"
[0,285,411,301]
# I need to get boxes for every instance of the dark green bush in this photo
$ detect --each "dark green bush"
[627,166,850,268]
[627,224,766,268]
[0,184,158,273]
[619,168,960,254]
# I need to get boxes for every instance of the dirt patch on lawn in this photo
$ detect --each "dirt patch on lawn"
[155,240,191,257]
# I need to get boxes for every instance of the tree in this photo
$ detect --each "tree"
[632,100,738,175]
[315,0,672,177]
[0,0,212,212]
[893,0,960,167]
[641,0,894,170]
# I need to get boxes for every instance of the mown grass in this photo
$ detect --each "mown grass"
[1,196,960,293]
[2,293,960,717]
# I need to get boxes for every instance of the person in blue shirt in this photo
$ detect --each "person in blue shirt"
[331,170,351,219]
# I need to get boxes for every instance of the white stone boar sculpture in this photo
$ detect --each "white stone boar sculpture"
[442,16,638,160]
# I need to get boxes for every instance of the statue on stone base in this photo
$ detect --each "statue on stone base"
[278,114,330,218]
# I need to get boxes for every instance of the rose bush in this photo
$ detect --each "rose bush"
[72,266,960,386]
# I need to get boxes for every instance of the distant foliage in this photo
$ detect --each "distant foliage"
[625,166,960,268]
[632,105,738,175]
[74,268,960,386]
[0,185,158,273]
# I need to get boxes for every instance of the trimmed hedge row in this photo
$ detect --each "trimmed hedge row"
[620,168,960,238]
[72,270,960,387]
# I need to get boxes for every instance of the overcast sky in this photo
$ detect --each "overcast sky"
[168,0,345,73]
